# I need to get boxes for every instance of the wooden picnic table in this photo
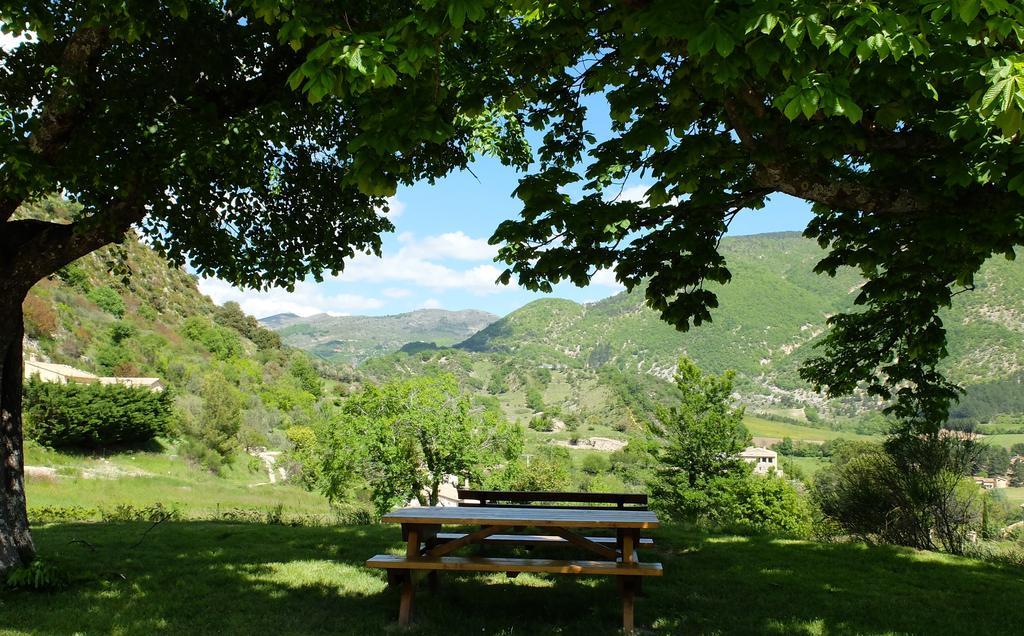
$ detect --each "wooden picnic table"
[367,505,663,632]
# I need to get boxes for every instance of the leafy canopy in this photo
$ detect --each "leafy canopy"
[650,358,751,518]
[258,0,1024,427]
[310,374,522,515]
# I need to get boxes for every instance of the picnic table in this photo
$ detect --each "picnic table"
[366,501,663,632]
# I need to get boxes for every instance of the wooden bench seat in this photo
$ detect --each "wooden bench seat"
[434,531,654,547]
[366,554,663,576]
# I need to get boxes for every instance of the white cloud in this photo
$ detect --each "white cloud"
[382,287,412,299]
[419,298,443,309]
[591,268,624,288]
[617,184,651,204]
[336,231,508,295]
[376,196,406,219]
[397,230,498,261]
[198,278,383,318]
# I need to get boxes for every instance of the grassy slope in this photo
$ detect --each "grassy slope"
[449,232,1024,413]
[24,442,334,519]
[743,415,880,442]
[2,522,1022,635]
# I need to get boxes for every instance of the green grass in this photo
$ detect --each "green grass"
[3,522,1023,635]
[980,433,1024,450]
[23,442,335,519]
[782,456,830,478]
[744,415,880,443]
[1001,487,1024,507]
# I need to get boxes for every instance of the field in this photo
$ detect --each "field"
[742,415,880,443]
[23,441,336,520]
[980,433,1024,450]
[1002,487,1024,507]
[3,522,1023,635]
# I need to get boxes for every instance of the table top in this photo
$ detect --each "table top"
[381,505,660,529]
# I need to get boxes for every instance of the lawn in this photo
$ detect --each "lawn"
[979,433,1024,450]
[23,441,337,520]
[1002,487,1024,507]
[743,415,880,443]
[3,522,1023,635]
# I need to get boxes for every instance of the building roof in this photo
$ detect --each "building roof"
[739,447,777,459]
[24,360,98,379]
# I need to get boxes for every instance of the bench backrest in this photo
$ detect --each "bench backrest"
[457,489,648,510]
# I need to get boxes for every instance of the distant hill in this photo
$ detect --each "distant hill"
[19,197,347,457]
[456,232,1024,414]
[259,313,301,329]
[261,308,498,364]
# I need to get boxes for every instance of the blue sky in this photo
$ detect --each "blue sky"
[0,27,815,320]
[198,157,815,319]
[195,93,817,319]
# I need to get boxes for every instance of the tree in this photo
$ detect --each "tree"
[180,373,242,474]
[314,374,522,516]
[812,435,982,554]
[650,358,751,521]
[1010,460,1024,487]
[23,378,172,448]
[0,0,510,570]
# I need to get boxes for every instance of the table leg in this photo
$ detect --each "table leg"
[398,524,421,625]
[618,578,636,633]
[399,573,415,626]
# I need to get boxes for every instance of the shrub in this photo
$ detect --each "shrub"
[100,503,182,522]
[705,474,814,537]
[87,285,125,317]
[24,378,172,448]
[581,453,610,475]
[181,316,242,360]
[28,506,100,524]
[5,559,69,591]
[812,435,982,554]
[23,294,57,339]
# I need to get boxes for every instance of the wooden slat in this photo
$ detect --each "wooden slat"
[548,526,618,560]
[458,489,647,507]
[366,554,663,576]
[426,525,502,558]
[434,532,655,547]
[381,506,660,529]
[459,503,646,511]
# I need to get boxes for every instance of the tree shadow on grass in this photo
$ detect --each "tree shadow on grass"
[1,522,1022,635]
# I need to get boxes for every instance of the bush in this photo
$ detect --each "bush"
[100,502,182,522]
[704,475,814,537]
[182,316,242,360]
[5,559,69,591]
[28,506,100,524]
[581,453,610,475]
[23,294,57,339]
[812,435,982,554]
[87,285,125,317]
[24,378,172,448]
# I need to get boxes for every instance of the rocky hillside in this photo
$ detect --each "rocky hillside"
[261,308,497,364]
[454,232,1024,413]
[19,198,350,461]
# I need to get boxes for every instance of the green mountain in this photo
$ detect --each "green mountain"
[342,232,1024,433]
[262,309,498,364]
[459,233,1024,399]
[19,198,347,460]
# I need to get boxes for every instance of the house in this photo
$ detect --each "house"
[973,476,1009,490]
[97,376,165,391]
[24,359,163,392]
[739,446,783,476]
[24,360,100,385]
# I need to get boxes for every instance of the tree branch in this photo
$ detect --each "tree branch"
[0,197,145,291]
[28,26,110,162]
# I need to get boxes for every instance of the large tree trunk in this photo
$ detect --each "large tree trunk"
[0,291,33,574]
